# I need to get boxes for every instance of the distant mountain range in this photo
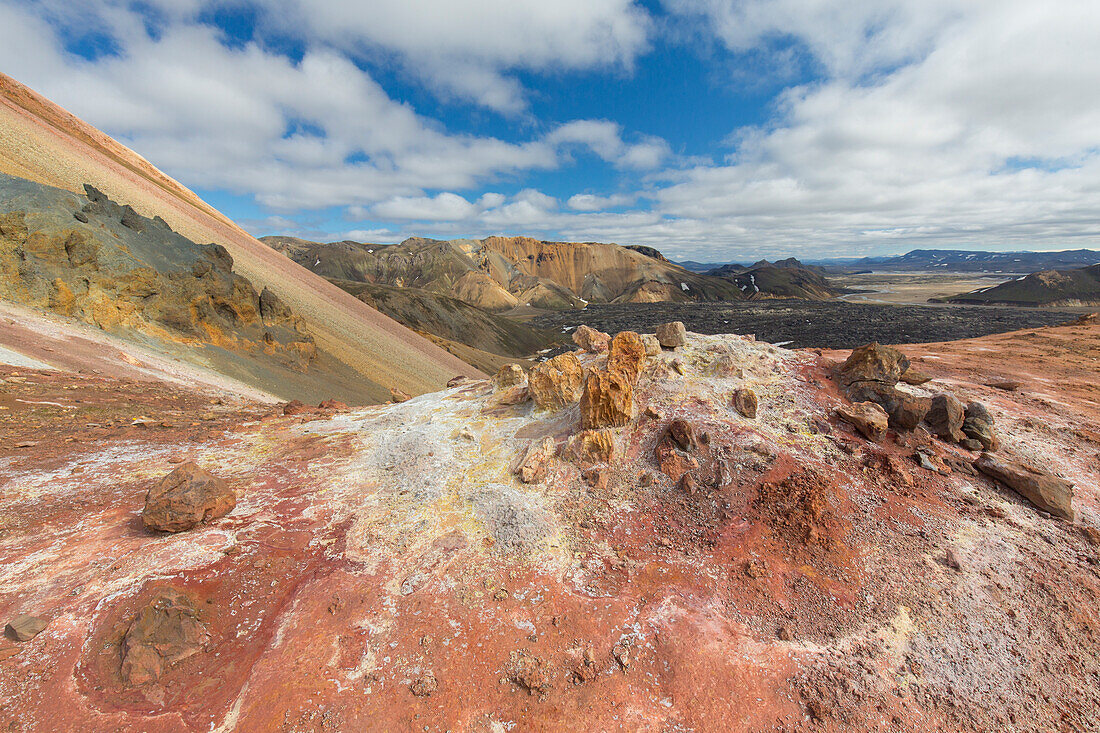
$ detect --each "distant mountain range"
[682,249,1100,274]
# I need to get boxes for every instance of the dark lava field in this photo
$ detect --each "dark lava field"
[529,300,1083,350]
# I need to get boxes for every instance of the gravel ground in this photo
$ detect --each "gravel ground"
[529,300,1082,349]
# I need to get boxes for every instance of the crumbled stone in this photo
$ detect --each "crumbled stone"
[563,429,617,464]
[514,437,557,483]
[641,334,661,356]
[121,591,208,686]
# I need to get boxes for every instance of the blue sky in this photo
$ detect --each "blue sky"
[2,0,1099,261]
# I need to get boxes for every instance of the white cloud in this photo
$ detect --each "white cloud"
[267,0,650,111]
[567,193,636,211]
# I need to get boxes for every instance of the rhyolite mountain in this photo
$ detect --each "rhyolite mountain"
[262,235,747,311]
[0,73,480,400]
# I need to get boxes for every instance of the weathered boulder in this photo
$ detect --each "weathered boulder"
[514,437,557,483]
[835,402,889,442]
[5,614,47,642]
[962,402,998,451]
[121,591,208,686]
[975,453,1074,520]
[493,363,526,390]
[655,322,687,349]
[142,463,236,533]
[580,370,634,429]
[390,387,411,403]
[926,394,966,442]
[283,399,314,416]
[664,418,697,452]
[607,331,646,384]
[572,324,610,353]
[641,334,661,356]
[492,385,531,406]
[732,388,758,419]
[529,353,585,410]
[838,343,910,387]
[847,382,929,430]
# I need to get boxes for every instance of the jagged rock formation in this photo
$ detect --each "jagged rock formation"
[1,308,1099,730]
[940,264,1100,306]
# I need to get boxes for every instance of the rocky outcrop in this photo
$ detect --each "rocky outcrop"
[529,353,585,410]
[975,454,1074,520]
[514,438,556,483]
[580,370,634,429]
[607,332,646,384]
[142,463,235,533]
[121,592,208,686]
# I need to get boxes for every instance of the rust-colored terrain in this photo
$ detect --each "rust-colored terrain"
[2,319,1097,731]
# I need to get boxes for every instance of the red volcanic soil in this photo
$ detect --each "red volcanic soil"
[1,324,1099,731]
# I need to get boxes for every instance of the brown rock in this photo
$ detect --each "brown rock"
[563,429,617,464]
[493,363,526,389]
[514,437,556,483]
[142,463,236,533]
[580,370,633,429]
[446,375,468,388]
[926,394,966,442]
[848,382,929,430]
[664,418,697,452]
[900,368,932,385]
[317,399,347,411]
[655,321,687,348]
[509,652,552,695]
[945,548,963,571]
[121,591,208,686]
[987,379,1022,392]
[962,401,998,451]
[975,453,1074,520]
[835,402,889,442]
[390,387,412,403]
[838,342,910,387]
[529,353,585,410]
[572,324,610,353]
[732,388,758,419]
[5,614,47,642]
[282,400,314,416]
[641,334,661,356]
[607,331,646,384]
